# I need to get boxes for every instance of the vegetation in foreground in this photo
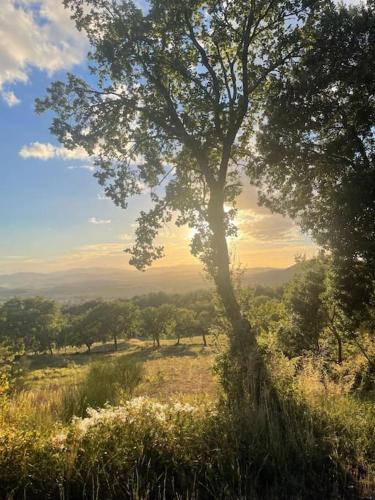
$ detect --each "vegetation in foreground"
[1,256,375,497]
[0,294,374,498]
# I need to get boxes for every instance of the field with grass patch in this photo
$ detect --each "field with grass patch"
[3,336,218,431]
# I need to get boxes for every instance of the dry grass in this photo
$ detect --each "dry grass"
[21,336,218,398]
[2,336,218,429]
[1,337,374,498]
[135,344,217,399]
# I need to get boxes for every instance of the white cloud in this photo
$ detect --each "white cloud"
[67,164,95,172]
[236,209,298,242]
[19,142,55,160]
[1,90,21,107]
[0,0,86,106]
[119,233,133,241]
[19,142,88,161]
[88,217,112,225]
[247,214,296,241]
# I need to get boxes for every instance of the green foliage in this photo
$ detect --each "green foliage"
[61,356,143,420]
[241,289,287,337]
[0,297,62,355]
[141,304,177,347]
[81,300,140,350]
[173,307,193,343]
[0,293,216,355]
[252,1,375,281]
[58,300,137,352]
[0,346,21,402]
[282,257,328,355]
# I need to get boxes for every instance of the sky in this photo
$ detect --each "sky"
[0,0,335,275]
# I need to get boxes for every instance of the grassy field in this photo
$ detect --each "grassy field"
[1,335,375,498]
[3,336,218,431]
[20,336,217,395]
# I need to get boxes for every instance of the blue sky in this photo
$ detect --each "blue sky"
[0,0,320,274]
[0,65,146,271]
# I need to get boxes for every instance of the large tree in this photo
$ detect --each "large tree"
[37,0,325,400]
[252,2,375,301]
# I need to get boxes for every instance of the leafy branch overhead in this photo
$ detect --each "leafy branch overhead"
[252,2,375,274]
[36,0,319,272]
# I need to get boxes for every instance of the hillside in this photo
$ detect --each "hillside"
[0,264,298,301]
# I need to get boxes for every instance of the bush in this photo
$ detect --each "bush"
[0,389,374,499]
[60,357,143,421]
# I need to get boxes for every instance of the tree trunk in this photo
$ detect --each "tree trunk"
[86,344,91,354]
[202,332,207,347]
[337,335,343,365]
[207,187,264,404]
[332,331,343,365]
[176,334,180,346]
[114,334,118,352]
[353,335,375,369]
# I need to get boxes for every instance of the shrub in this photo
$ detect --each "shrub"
[60,357,143,421]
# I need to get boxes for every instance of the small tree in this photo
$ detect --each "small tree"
[0,297,62,355]
[283,258,328,356]
[141,307,160,348]
[85,300,140,351]
[29,297,63,355]
[68,308,108,353]
[0,298,31,354]
[174,308,195,345]
[196,310,214,347]
[141,304,176,348]
[60,300,103,352]
[327,259,375,367]
[280,256,374,366]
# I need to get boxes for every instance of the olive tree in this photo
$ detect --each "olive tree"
[37,0,325,401]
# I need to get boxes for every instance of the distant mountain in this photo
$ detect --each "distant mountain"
[242,265,298,287]
[0,264,298,302]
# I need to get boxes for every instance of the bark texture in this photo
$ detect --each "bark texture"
[208,187,265,404]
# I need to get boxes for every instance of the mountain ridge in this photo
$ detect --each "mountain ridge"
[0,265,298,302]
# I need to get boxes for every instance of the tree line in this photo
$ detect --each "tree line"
[0,290,216,355]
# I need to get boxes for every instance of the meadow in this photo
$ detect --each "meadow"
[3,337,217,430]
[1,331,374,499]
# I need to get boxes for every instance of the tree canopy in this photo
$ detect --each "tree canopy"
[252,2,375,281]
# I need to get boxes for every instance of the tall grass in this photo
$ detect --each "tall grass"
[60,356,143,420]
[0,356,374,499]
[0,344,374,498]
[0,356,143,430]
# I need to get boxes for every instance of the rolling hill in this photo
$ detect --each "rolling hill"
[0,264,298,302]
